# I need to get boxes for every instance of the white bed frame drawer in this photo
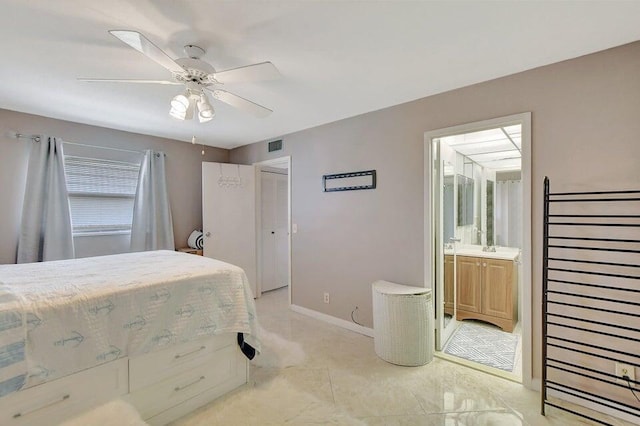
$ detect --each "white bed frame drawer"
[128,344,243,420]
[0,358,128,426]
[129,333,235,391]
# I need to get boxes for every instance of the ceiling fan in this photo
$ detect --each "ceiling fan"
[79,30,280,122]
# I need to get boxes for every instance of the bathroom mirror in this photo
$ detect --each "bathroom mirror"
[443,164,455,244]
[486,180,495,246]
[456,174,474,226]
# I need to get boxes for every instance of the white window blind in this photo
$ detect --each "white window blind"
[64,155,141,235]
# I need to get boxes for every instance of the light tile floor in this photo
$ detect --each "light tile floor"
[173,288,635,425]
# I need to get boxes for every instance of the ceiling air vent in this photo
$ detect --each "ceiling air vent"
[268,139,283,152]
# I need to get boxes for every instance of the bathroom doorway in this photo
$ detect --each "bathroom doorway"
[424,113,532,386]
[255,156,292,305]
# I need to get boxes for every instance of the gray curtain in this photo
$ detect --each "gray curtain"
[130,150,174,251]
[17,136,75,263]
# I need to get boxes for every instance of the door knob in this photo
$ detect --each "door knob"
[271,231,275,234]
[205,232,211,237]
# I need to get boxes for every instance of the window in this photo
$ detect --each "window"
[64,155,141,235]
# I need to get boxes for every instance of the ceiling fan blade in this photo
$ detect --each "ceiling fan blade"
[109,30,184,74]
[78,78,181,85]
[208,89,273,118]
[214,61,280,84]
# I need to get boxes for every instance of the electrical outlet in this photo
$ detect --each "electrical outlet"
[616,363,636,386]
[323,292,330,304]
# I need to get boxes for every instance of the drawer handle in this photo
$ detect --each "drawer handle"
[13,394,70,419]
[174,376,205,392]
[174,345,206,360]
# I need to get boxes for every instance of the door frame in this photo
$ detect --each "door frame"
[431,140,461,349]
[424,112,532,388]
[254,156,292,306]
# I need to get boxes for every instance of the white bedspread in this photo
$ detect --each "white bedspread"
[0,250,259,397]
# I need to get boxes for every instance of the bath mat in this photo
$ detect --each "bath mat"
[443,322,518,372]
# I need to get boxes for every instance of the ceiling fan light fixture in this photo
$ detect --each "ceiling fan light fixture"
[169,105,186,120]
[198,111,214,123]
[197,94,215,122]
[170,92,190,112]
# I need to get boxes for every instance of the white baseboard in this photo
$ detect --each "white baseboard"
[290,304,374,337]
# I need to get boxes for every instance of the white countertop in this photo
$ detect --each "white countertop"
[444,245,520,261]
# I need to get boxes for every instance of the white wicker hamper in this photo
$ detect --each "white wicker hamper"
[372,280,434,366]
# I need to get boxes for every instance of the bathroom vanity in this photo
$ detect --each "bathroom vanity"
[445,247,519,332]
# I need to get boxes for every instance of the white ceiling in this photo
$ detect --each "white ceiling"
[442,125,522,171]
[1,1,639,149]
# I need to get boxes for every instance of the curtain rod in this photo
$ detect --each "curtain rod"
[10,131,144,155]
[12,132,41,142]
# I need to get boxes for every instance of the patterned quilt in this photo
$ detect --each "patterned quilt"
[0,250,259,398]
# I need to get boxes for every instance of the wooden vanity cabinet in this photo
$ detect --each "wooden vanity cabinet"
[456,256,482,314]
[455,255,518,332]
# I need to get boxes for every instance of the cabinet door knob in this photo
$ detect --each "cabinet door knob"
[483,263,487,267]
[205,232,211,237]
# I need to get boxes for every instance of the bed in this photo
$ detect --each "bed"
[0,250,259,425]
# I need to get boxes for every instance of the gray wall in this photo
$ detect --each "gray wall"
[0,108,229,264]
[231,41,640,383]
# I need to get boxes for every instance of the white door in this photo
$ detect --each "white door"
[260,171,277,291]
[202,162,257,297]
[274,173,288,288]
[260,170,288,292]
